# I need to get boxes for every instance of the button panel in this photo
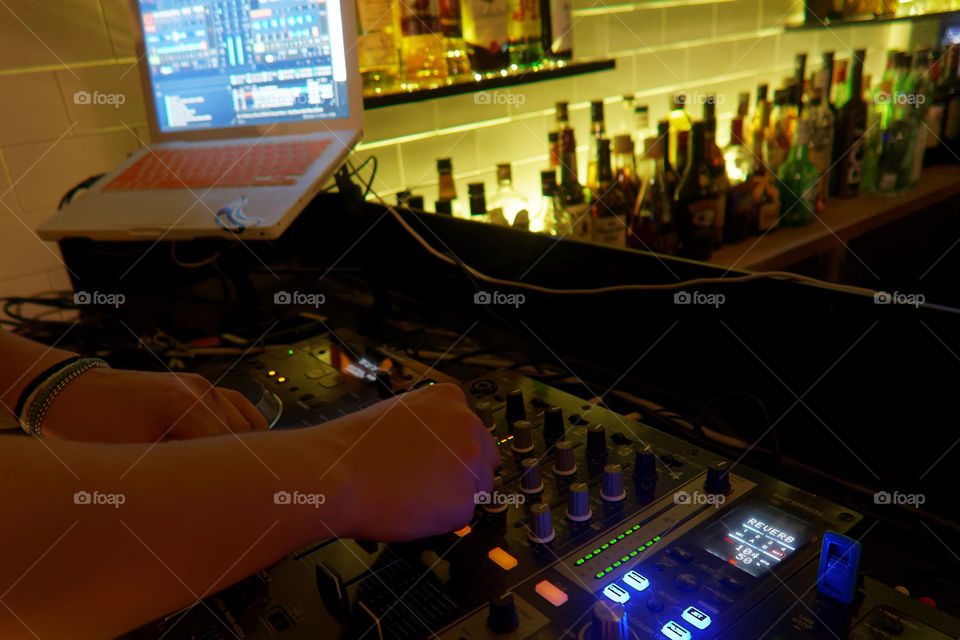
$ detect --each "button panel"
[681,606,712,630]
[662,620,692,639]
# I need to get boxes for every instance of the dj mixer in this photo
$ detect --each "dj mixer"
[123,332,960,640]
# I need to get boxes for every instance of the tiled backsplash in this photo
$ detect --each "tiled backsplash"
[0,0,940,301]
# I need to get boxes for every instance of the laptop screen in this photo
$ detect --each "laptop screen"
[138,0,350,132]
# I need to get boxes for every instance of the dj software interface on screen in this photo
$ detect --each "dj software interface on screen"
[139,0,349,132]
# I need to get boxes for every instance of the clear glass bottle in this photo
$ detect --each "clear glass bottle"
[399,0,447,88]
[489,163,530,224]
[558,127,590,239]
[778,119,819,226]
[586,100,606,192]
[724,116,754,243]
[668,93,692,171]
[631,135,679,254]
[439,0,471,78]
[807,87,835,213]
[536,169,563,235]
[356,0,400,95]
[766,88,794,173]
[612,134,639,217]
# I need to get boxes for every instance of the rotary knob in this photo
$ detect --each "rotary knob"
[483,476,507,513]
[705,460,732,495]
[528,501,555,543]
[553,440,577,476]
[543,406,565,446]
[487,592,519,634]
[505,390,526,424]
[586,424,607,459]
[475,401,495,432]
[520,458,544,494]
[591,600,628,640]
[512,420,534,453]
[633,446,657,482]
[602,464,626,502]
[567,482,592,521]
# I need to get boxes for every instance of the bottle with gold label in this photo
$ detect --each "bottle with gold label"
[400,0,448,88]
[590,138,630,247]
[675,122,719,260]
[356,0,400,95]
[439,0,471,78]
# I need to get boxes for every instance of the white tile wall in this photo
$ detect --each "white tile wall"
[0,0,942,306]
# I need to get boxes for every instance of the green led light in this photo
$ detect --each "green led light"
[605,567,613,573]
[596,572,605,579]
[601,543,609,549]
[585,553,593,560]
[287,349,294,355]
[613,561,621,567]
[576,559,584,565]
[617,534,625,540]
[624,529,633,535]
[633,525,641,530]
[654,536,661,541]
[593,548,601,555]
[609,539,617,545]
[621,556,629,562]
[645,541,653,547]
[630,551,638,556]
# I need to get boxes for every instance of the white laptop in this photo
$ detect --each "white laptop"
[38,0,363,242]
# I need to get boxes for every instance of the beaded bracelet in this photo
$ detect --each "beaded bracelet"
[19,358,111,437]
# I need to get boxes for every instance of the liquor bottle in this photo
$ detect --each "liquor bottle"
[489,163,530,224]
[396,189,412,207]
[820,52,837,117]
[507,0,543,66]
[408,195,424,210]
[833,57,849,109]
[940,45,960,161]
[537,169,565,234]
[399,0,447,87]
[586,100,606,191]
[766,88,793,173]
[541,0,572,60]
[468,182,488,218]
[590,139,630,247]
[793,53,808,114]
[437,157,461,217]
[435,199,453,215]
[612,134,639,214]
[667,93,692,170]
[556,101,572,140]
[356,0,400,95]
[831,49,867,198]
[675,122,720,260]
[439,0,471,77]
[461,0,509,71]
[548,131,561,169]
[558,127,590,239]
[724,116,754,243]
[633,103,651,141]
[875,55,917,193]
[748,84,770,163]
[778,119,819,227]
[632,136,679,254]
[658,119,681,199]
[807,85,835,213]
[703,96,729,245]
[924,48,946,165]
[907,50,934,183]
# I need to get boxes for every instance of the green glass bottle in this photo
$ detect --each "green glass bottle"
[777,120,819,227]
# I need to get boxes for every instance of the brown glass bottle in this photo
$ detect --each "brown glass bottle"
[674,122,719,260]
[590,138,629,247]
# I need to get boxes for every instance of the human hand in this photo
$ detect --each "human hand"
[41,368,268,442]
[318,383,498,542]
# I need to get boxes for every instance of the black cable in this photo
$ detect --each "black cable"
[58,174,106,210]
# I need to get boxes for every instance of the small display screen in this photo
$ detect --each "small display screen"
[701,505,811,577]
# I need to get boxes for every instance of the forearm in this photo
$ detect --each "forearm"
[0,331,78,418]
[0,427,345,639]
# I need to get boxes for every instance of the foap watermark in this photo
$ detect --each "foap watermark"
[874,290,925,308]
[73,90,127,109]
[474,490,526,507]
[274,490,326,508]
[874,491,925,507]
[74,490,126,508]
[74,290,125,308]
[274,290,326,308]
[875,91,925,106]
[474,290,525,308]
[674,490,726,506]
[474,90,525,106]
[674,290,725,308]
[682,91,725,106]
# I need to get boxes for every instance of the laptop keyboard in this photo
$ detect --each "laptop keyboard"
[102,140,331,191]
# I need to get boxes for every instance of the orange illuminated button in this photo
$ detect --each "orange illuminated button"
[488,547,518,570]
[535,580,568,606]
[454,526,471,537]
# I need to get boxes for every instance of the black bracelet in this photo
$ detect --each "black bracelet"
[13,356,83,422]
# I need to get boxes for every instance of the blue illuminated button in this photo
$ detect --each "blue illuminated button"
[647,598,664,612]
[661,620,692,640]
[681,606,712,630]
[623,570,650,592]
[602,583,631,604]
